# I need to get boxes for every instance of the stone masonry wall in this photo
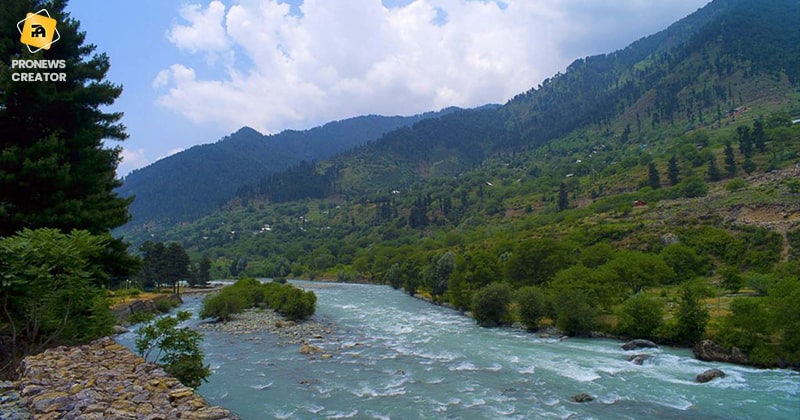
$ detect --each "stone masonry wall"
[8,337,236,419]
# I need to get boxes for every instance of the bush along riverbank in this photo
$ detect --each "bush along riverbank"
[200,278,317,322]
[198,278,331,354]
[409,283,798,371]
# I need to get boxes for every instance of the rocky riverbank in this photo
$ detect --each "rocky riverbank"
[110,293,183,323]
[198,308,334,345]
[0,337,236,420]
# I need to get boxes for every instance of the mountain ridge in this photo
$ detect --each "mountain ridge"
[116,108,465,228]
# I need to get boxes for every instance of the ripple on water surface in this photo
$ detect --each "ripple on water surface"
[118,286,800,420]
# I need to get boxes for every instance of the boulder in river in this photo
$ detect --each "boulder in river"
[692,339,750,365]
[627,354,654,365]
[571,393,594,403]
[111,325,129,334]
[299,344,322,355]
[696,368,726,383]
[621,339,658,351]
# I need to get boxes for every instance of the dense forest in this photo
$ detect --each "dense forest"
[116,109,464,227]
[124,0,800,367]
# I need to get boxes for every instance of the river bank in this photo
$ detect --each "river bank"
[334,281,781,370]
[0,337,236,420]
[167,282,799,419]
[198,307,335,346]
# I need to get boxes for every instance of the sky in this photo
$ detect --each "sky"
[62,0,711,176]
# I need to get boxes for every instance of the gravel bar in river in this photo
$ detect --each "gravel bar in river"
[198,308,335,345]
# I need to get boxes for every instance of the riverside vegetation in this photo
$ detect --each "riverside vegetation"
[199,278,317,323]
[124,0,800,369]
[2,0,799,399]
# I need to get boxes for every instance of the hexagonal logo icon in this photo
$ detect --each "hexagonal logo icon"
[17,9,60,53]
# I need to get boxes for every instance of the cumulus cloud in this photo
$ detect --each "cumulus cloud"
[154,0,708,133]
[167,1,230,53]
[119,147,148,176]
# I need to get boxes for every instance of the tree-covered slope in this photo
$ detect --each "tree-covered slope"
[120,0,800,368]
[117,109,462,228]
[225,0,798,206]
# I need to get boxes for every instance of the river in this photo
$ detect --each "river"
[118,281,799,419]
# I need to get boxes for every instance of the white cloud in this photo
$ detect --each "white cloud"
[167,1,230,53]
[154,0,709,134]
[152,69,170,89]
[119,147,148,176]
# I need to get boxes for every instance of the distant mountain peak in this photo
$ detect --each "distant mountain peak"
[234,126,263,137]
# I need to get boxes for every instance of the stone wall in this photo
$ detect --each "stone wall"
[3,337,236,419]
[111,294,184,323]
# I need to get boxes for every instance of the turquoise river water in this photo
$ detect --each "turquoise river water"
[118,281,799,419]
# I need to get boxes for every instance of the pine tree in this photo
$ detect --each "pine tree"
[647,162,661,189]
[742,158,757,174]
[674,286,709,345]
[707,155,722,182]
[1,1,131,236]
[668,156,680,186]
[737,126,753,158]
[557,182,569,212]
[724,141,737,176]
[752,119,766,153]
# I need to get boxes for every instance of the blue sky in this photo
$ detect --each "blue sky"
[62,0,710,176]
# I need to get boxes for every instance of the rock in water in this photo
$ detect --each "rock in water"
[692,339,751,364]
[111,325,129,334]
[627,354,654,365]
[696,368,726,383]
[571,393,594,403]
[621,339,659,351]
[299,344,322,355]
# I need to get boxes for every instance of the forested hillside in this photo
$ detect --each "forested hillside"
[125,0,800,367]
[117,109,462,228]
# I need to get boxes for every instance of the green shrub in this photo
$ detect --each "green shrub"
[553,289,597,336]
[126,311,156,325]
[0,228,115,362]
[617,294,664,339]
[471,282,511,327]
[115,288,141,298]
[155,298,174,313]
[672,286,710,345]
[199,278,317,321]
[200,289,247,321]
[516,286,548,331]
[725,178,747,191]
[135,311,210,388]
[681,177,708,198]
[660,244,708,281]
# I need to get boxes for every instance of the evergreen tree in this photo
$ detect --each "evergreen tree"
[668,156,680,186]
[197,256,212,287]
[752,119,766,153]
[737,126,753,158]
[724,141,737,176]
[0,1,131,236]
[647,162,661,189]
[674,286,710,345]
[557,182,569,212]
[707,155,722,182]
[164,243,190,293]
[742,158,757,174]
[0,1,135,279]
